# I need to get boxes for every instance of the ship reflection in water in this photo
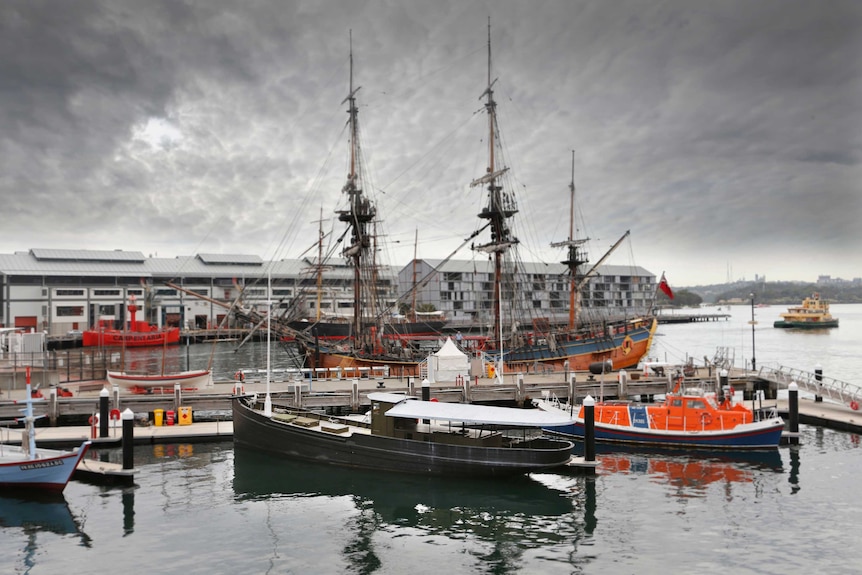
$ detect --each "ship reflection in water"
[591,445,784,497]
[0,492,91,570]
[233,446,594,569]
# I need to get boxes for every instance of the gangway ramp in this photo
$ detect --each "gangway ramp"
[758,365,861,409]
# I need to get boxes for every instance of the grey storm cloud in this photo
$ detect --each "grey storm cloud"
[1,0,860,286]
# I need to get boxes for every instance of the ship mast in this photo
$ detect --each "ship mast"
[471,19,518,352]
[336,31,376,345]
[315,206,324,321]
[550,151,589,331]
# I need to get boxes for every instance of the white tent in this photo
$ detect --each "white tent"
[428,337,469,383]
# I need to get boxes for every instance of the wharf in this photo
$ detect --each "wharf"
[774,397,862,435]
[4,366,860,441]
[20,420,234,449]
[656,313,730,324]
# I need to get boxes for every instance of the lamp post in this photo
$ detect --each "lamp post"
[749,293,756,371]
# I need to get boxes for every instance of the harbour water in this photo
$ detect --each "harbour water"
[2,305,861,574]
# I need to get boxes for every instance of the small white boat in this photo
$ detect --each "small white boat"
[106,369,213,391]
[0,379,90,493]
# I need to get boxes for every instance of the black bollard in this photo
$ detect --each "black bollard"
[814,365,823,403]
[421,378,430,424]
[99,387,109,438]
[788,381,799,443]
[584,395,596,462]
[121,408,134,470]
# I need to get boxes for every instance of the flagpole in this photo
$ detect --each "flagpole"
[647,270,666,316]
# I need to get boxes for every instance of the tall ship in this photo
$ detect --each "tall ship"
[298,37,443,377]
[465,22,655,374]
[774,293,839,329]
[303,25,656,377]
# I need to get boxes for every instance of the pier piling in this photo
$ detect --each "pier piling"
[99,387,109,438]
[814,364,823,402]
[121,408,134,470]
[584,395,596,463]
[422,379,430,424]
[787,382,800,445]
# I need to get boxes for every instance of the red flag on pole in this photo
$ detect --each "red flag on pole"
[659,273,674,299]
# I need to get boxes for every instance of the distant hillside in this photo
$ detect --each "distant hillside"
[684,281,862,305]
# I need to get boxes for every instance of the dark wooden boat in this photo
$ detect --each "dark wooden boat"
[232,392,576,477]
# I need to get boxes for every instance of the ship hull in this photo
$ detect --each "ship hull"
[232,396,574,477]
[0,442,91,493]
[773,320,839,329]
[106,369,212,390]
[285,320,446,342]
[303,317,656,377]
[82,327,180,347]
[486,317,657,372]
[545,418,785,450]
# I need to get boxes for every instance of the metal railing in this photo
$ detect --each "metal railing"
[757,365,861,408]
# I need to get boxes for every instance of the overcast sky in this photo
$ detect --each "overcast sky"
[2,0,860,287]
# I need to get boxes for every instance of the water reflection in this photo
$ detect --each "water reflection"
[590,445,784,497]
[788,446,801,494]
[0,493,91,571]
[0,493,85,537]
[232,447,589,574]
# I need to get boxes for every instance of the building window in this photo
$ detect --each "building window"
[56,289,85,296]
[155,289,177,296]
[92,289,121,296]
[57,306,84,317]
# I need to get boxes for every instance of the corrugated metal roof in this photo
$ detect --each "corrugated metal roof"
[30,248,146,263]
[0,249,399,281]
[197,253,263,266]
[0,249,646,282]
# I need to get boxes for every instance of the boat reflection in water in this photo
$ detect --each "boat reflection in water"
[0,493,85,535]
[233,446,594,569]
[233,446,576,518]
[0,492,91,570]
[588,444,784,497]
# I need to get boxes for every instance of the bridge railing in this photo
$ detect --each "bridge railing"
[757,365,861,407]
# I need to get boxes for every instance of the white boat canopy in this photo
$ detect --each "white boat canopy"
[368,393,576,427]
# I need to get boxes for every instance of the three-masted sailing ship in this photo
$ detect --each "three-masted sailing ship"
[467,22,656,374]
[304,25,657,377]
[298,38,438,377]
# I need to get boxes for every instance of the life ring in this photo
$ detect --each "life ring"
[700,412,713,426]
[851,400,859,411]
[88,414,98,426]
[621,336,634,355]
[234,371,245,382]
[109,409,121,421]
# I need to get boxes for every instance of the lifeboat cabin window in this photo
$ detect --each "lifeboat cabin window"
[670,399,683,408]
[686,399,707,410]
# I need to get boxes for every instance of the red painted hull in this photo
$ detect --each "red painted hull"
[82,327,180,347]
